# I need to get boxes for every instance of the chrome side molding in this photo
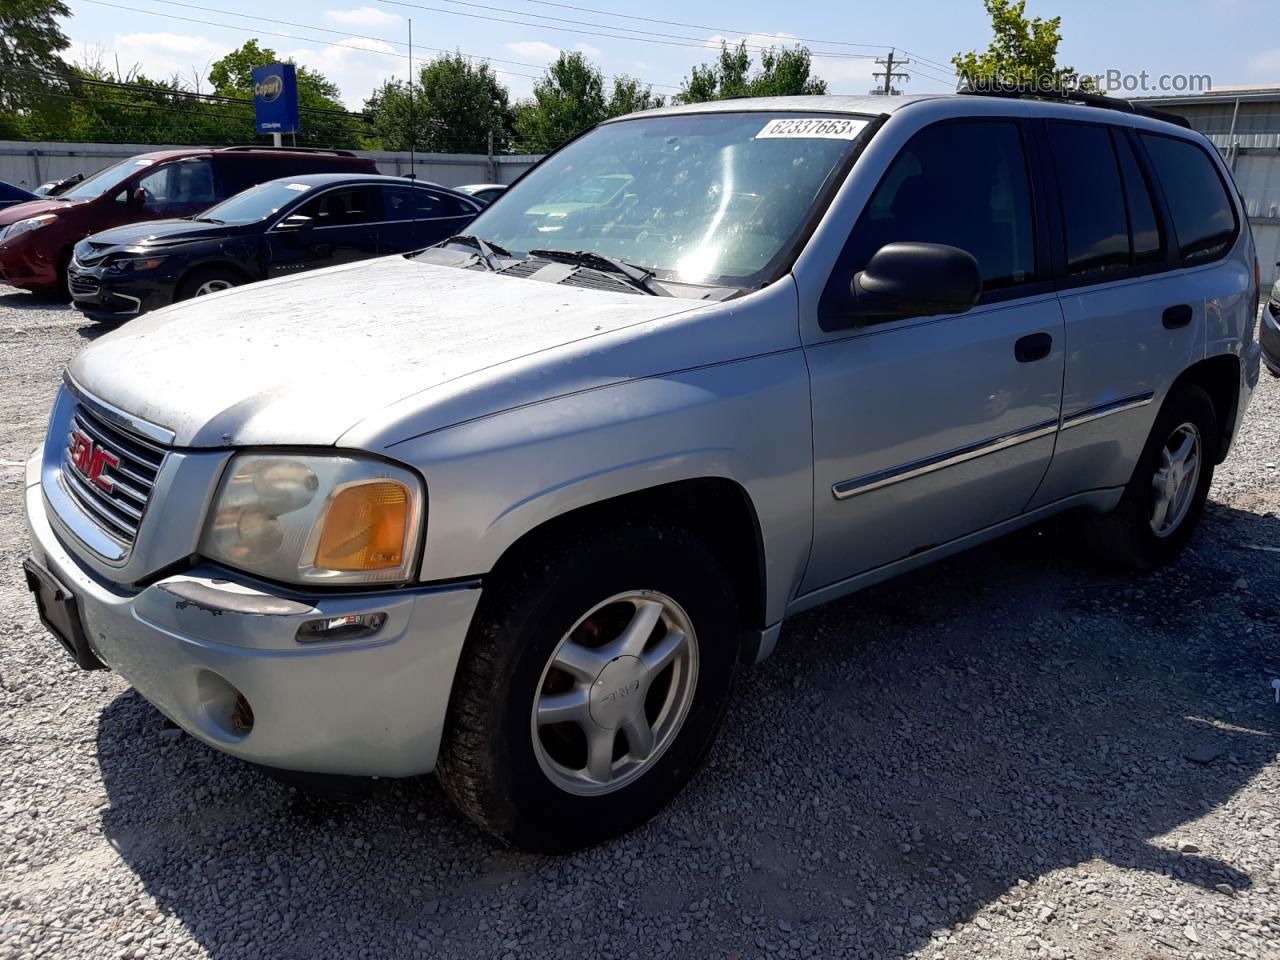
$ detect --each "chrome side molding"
[832,418,1059,500]
[1060,391,1155,430]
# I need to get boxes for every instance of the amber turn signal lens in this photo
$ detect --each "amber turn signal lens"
[315,481,410,571]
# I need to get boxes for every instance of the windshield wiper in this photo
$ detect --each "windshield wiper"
[527,249,668,296]
[442,234,510,271]
[193,217,224,224]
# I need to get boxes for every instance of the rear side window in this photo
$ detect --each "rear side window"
[215,156,280,198]
[384,187,475,220]
[1047,123,1129,277]
[1140,133,1237,263]
[844,120,1037,292]
[1114,132,1164,266]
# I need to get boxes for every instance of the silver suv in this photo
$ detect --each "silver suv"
[23,93,1263,852]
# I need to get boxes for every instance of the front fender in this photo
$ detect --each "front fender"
[392,350,814,627]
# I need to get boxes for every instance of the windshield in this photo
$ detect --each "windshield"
[60,157,156,201]
[463,112,870,287]
[200,180,315,224]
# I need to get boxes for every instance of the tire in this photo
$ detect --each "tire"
[436,524,740,853]
[1079,383,1219,570]
[175,266,243,302]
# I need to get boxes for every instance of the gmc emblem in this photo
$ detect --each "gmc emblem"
[69,431,119,493]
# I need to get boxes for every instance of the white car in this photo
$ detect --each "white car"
[24,92,1261,852]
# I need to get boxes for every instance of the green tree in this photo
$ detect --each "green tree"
[0,0,71,114]
[364,53,515,153]
[207,39,363,148]
[607,75,665,116]
[513,53,665,153]
[952,0,1093,93]
[677,42,826,104]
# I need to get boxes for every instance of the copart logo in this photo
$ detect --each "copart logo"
[254,75,283,102]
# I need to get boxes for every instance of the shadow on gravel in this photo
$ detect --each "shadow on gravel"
[93,504,1279,959]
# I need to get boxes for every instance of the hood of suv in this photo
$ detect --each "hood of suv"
[69,255,705,447]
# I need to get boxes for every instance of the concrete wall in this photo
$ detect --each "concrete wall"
[0,141,542,192]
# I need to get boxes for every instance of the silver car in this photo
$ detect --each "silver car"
[23,94,1263,852]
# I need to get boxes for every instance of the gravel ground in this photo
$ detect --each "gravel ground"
[1,285,1278,960]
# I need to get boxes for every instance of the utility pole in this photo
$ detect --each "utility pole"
[871,49,910,96]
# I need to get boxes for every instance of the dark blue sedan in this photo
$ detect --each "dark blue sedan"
[0,180,37,212]
[67,173,482,320]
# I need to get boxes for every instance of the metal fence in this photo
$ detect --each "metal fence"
[0,141,542,192]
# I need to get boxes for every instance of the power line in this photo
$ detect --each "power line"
[376,0,879,61]
[75,0,681,90]
[871,49,909,96]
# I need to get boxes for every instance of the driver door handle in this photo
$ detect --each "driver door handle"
[1014,332,1053,363]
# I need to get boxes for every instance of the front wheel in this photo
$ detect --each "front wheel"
[175,266,242,302]
[1079,383,1218,570]
[436,525,740,852]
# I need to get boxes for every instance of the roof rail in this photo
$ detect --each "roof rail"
[957,85,1192,130]
[215,145,359,157]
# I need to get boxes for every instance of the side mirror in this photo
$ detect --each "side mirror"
[847,242,982,323]
[276,214,313,232]
[128,187,146,208]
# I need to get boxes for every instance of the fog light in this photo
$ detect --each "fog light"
[296,612,387,643]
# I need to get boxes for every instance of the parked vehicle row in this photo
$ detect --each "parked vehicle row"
[67,174,482,319]
[22,92,1262,854]
[0,146,377,298]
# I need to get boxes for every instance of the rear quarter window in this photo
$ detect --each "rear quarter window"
[1140,133,1238,264]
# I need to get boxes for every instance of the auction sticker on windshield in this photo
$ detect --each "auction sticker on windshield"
[756,117,869,140]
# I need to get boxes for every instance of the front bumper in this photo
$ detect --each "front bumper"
[24,451,482,778]
[67,259,177,318]
[1262,301,1280,377]
[0,234,59,289]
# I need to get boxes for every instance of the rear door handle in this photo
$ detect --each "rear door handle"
[1014,332,1053,363]
[1162,304,1193,329]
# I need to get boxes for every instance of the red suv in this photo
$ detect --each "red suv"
[0,146,378,294]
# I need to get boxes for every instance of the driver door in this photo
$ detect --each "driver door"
[800,118,1065,595]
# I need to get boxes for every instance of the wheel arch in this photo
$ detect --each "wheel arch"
[1171,354,1240,463]
[483,477,769,653]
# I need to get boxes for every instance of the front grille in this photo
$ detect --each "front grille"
[67,272,99,296]
[59,400,168,548]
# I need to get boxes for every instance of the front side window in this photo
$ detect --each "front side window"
[293,187,383,227]
[462,112,871,287]
[839,119,1037,296]
[1140,133,1237,263]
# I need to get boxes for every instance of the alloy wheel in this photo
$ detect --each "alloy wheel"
[530,590,698,796]
[1150,421,1201,538]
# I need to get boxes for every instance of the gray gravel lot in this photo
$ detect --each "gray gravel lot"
[1,285,1278,960]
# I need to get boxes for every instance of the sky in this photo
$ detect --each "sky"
[58,0,1280,111]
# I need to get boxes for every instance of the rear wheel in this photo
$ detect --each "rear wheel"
[176,266,242,301]
[1079,383,1218,570]
[436,524,740,852]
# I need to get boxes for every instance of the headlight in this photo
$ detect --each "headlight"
[3,214,57,240]
[200,454,424,586]
[106,254,168,273]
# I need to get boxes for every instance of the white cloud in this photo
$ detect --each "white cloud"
[505,40,561,63]
[574,42,601,59]
[67,33,231,87]
[323,7,401,28]
[287,36,404,109]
